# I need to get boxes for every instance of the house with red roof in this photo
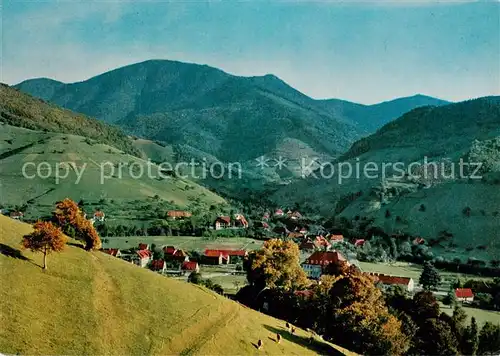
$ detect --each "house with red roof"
[181,261,200,274]
[167,210,192,220]
[93,210,105,222]
[302,250,348,279]
[262,212,270,220]
[274,209,284,216]
[163,245,177,256]
[367,273,415,292]
[214,216,231,230]
[102,248,121,257]
[204,249,247,264]
[413,237,426,245]
[315,236,332,250]
[133,250,153,268]
[150,259,167,273]
[171,249,189,263]
[354,239,365,247]
[328,234,344,244]
[455,288,474,303]
[203,249,230,265]
[233,214,249,228]
[138,243,150,251]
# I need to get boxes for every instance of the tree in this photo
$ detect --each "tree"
[412,318,458,355]
[22,221,67,270]
[419,261,441,290]
[462,317,479,355]
[76,218,102,250]
[443,288,458,307]
[478,322,500,355]
[245,239,308,290]
[188,271,203,285]
[53,198,101,250]
[411,291,440,323]
[327,267,410,355]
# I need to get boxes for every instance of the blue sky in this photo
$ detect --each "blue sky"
[2,1,499,104]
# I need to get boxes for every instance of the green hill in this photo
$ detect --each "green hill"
[272,97,500,261]
[0,215,355,355]
[0,84,139,157]
[0,124,225,221]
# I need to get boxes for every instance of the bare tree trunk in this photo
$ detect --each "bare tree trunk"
[43,247,47,270]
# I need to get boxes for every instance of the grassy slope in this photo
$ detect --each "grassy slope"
[0,124,224,218]
[0,216,355,355]
[0,84,139,156]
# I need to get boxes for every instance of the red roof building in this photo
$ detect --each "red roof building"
[354,239,365,247]
[150,259,166,272]
[134,250,153,268]
[329,234,344,243]
[93,210,105,221]
[214,216,231,230]
[305,251,347,266]
[413,237,426,245]
[138,243,150,251]
[102,248,121,257]
[314,236,331,249]
[234,214,249,228]
[163,245,176,255]
[274,209,284,216]
[182,261,200,272]
[455,288,474,301]
[367,273,415,292]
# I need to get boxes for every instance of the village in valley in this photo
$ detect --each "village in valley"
[59,205,497,320]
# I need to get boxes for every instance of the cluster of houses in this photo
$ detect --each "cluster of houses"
[102,243,249,276]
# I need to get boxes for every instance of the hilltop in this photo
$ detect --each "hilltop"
[0,215,354,355]
[272,97,500,260]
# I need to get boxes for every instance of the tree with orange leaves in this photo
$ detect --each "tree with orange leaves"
[22,221,67,270]
[53,198,101,251]
[324,266,410,355]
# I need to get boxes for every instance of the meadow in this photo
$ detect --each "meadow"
[0,215,355,356]
[102,235,264,252]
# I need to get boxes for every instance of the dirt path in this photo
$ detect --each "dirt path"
[90,254,128,354]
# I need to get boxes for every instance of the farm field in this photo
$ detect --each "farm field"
[102,235,264,252]
[440,303,500,326]
[357,261,493,283]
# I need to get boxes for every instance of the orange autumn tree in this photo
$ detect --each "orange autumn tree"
[22,221,67,270]
[327,266,410,355]
[246,239,308,291]
[53,198,101,250]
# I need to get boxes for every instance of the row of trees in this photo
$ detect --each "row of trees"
[22,199,102,269]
